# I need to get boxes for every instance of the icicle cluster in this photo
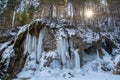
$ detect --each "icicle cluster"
[22,23,81,73]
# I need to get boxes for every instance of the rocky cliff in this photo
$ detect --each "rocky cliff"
[0,18,120,79]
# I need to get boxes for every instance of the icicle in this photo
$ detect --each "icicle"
[32,36,37,52]
[61,38,66,65]
[57,36,66,68]
[74,49,80,70]
[24,32,32,54]
[28,33,32,53]
[69,40,75,69]
[39,53,46,69]
[37,28,45,62]
[50,60,61,69]
[24,33,28,54]
[96,49,101,62]
[56,35,70,69]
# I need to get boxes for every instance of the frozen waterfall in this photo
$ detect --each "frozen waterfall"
[23,27,81,71]
[37,28,45,62]
[74,49,80,70]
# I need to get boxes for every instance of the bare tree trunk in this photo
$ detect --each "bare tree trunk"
[49,1,53,21]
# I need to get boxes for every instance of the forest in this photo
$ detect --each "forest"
[0,0,120,28]
[0,0,120,80]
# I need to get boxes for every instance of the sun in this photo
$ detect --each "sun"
[85,9,93,18]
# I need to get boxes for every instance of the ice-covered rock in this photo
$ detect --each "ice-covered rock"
[0,18,119,79]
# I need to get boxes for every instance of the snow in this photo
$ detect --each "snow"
[66,29,76,37]
[114,55,120,65]
[9,31,17,36]
[34,18,43,22]
[58,28,67,37]
[56,25,63,28]
[18,51,37,78]
[2,45,14,59]
[17,24,28,36]
[50,23,56,28]
[0,0,8,14]
[78,27,100,43]
[17,70,35,79]
[25,52,37,69]
[84,30,99,43]
[18,0,39,12]
[0,41,11,51]
[38,55,46,70]
[17,68,120,80]
[1,45,14,68]
[102,48,115,69]
[46,51,57,59]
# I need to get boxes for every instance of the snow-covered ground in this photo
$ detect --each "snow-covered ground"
[16,68,120,80]
[16,49,120,80]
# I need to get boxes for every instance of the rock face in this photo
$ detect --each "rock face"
[113,62,120,74]
[0,18,119,79]
[43,27,56,52]
[0,28,18,43]
[113,55,120,75]
[0,28,19,79]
